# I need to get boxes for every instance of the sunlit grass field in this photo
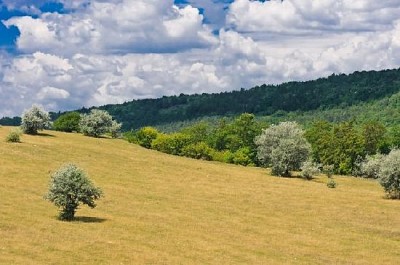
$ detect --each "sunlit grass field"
[0,126,399,264]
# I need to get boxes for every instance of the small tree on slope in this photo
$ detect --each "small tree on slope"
[255,121,311,177]
[21,105,51,135]
[45,164,103,221]
[79,109,121,137]
[378,149,400,199]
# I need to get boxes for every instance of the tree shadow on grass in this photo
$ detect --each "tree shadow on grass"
[73,216,107,223]
[35,132,56,137]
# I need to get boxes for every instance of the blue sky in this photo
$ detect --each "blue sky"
[1,0,400,117]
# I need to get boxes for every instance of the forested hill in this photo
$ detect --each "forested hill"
[1,68,400,129]
[97,68,400,130]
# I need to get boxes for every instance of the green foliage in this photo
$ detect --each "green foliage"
[378,149,400,199]
[129,114,264,166]
[301,160,320,180]
[79,109,120,138]
[94,68,400,130]
[327,179,337,188]
[181,121,211,144]
[306,121,366,175]
[134,127,160,148]
[362,121,388,155]
[6,129,22,143]
[223,147,254,166]
[53,112,81,132]
[151,133,191,155]
[0,116,21,126]
[44,164,103,221]
[255,122,311,177]
[181,142,214,161]
[21,105,51,135]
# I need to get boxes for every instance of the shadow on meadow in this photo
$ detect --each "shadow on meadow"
[72,216,107,223]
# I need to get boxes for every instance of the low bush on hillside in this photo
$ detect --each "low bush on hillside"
[327,179,338,188]
[301,160,320,180]
[45,163,103,221]
[356,154,384,179]
[134,126,160,148]
[181,142,214,161]
[53,112,81,132]
[6,129,22,143]
[378,149,400,199]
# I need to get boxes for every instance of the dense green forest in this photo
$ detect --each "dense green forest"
[97,68,400,130]
[1,68,400,130]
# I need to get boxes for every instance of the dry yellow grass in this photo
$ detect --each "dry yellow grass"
[0,126,399,264]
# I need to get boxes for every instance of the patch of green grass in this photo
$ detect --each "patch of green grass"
[0,126,399,264]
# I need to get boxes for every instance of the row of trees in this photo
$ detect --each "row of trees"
[20,105,121,138]
[125,114,400,198]
[125,113,265,166]
[126,115,397,174]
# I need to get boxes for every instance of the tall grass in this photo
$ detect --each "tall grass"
[0,126,399,264]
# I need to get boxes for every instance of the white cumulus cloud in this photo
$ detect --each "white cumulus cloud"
[1,0,400,118]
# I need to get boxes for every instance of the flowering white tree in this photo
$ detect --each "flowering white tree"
[21,105,51,135]
[255,121,311,177]
[79,109,121,138]
[379,149,400,199]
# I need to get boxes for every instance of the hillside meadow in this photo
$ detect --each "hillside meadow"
[0,126,399,264]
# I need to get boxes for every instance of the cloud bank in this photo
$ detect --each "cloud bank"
[1,0,400,117]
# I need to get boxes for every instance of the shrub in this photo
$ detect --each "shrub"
[151,133,191,155]
[79,109,120,137]
[323,164,334,178]
[6,129,22,143]
[53,112,81,132]
[327,179,337,188]
[45,164,103,221]
[231,147,255,166]
[21,105,51,135]
[378,149,400,199]
[109,120,122,138]
[181,142,214,161]
[301,160,320,180]
[358,154,384,179]
[255,122,311,177]
[135,127,160,148]
[211,150,232,163]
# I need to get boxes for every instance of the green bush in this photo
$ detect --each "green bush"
[135,127,160,148]
[45,164,103,221]
[21,105,51,135]
[181,142,214,160]
[6,129,22,143]
[53,112,81,132]
[231,147,255,166]
[378,149,400,199]
[327,179,337,188]
[151,133,191,155]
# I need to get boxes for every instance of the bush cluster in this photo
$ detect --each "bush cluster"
[6,129,22,143]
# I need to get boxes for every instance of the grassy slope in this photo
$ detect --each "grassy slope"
[0,127,399,264]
